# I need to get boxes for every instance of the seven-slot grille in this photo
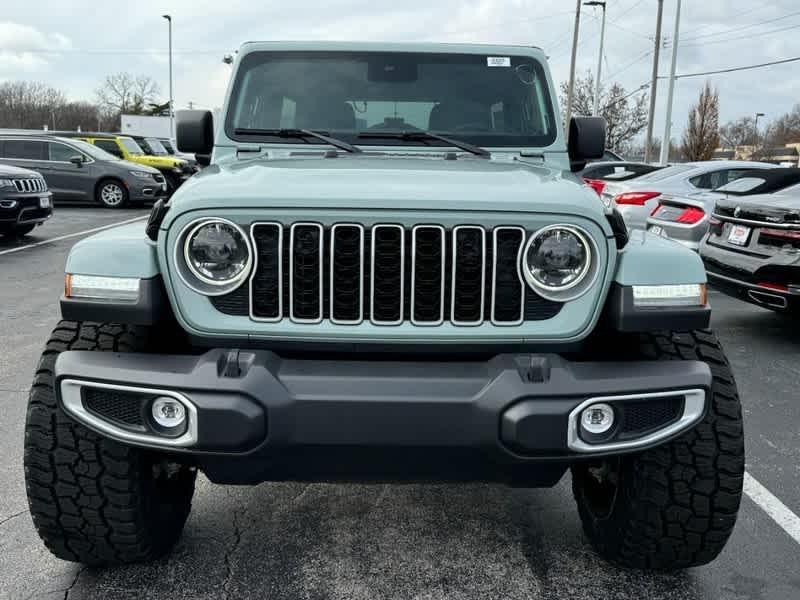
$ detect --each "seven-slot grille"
[212,223,564,326]
[13,178,47,193]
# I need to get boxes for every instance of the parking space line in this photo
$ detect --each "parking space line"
[744,471,800,546]
[0,215,149,257]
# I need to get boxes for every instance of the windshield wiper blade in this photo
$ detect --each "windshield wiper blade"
[358,131,490,158]
[233,128,362,153]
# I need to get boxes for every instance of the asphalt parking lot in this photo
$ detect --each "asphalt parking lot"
[1,207,799,600]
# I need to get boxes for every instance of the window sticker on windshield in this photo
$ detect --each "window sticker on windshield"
[487,56,511,67]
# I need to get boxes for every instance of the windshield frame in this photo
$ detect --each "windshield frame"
[66,138,120,162]
[224,49,559,151]
[144,137,168,155]
[119,137,144,155]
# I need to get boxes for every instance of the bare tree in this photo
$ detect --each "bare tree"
[681,81,720,161]
[95,73,161,115]
[719,116,757,149]
[559,71,649,151]
[0,81,66,129]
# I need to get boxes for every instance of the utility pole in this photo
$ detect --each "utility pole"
[585,1,607,116]
[644,0,664,163]
[660,0,681,165]
[566,0,583,125]
[162,14,174,141]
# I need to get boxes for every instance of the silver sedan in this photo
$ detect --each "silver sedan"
[603,160,777,230]
[647,169,800,250]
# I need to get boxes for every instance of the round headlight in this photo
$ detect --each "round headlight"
[184,219,251,286]
[522,225,595,298]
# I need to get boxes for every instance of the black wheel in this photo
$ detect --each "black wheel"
[572,330,745,570]
[12,224,36,236]
[24,321,196,566]
[96,179,128,208]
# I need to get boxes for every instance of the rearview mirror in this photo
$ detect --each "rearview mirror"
[176,110,214,154]
[567,116,606,172]
[69,155,84,167]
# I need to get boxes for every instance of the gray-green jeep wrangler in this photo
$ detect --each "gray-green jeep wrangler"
[25,42,744,570]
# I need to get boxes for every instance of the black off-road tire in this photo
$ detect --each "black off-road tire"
[24,321,197,566]
[572,330,745,570]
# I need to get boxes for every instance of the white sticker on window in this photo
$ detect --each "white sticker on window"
[487,56,511,67]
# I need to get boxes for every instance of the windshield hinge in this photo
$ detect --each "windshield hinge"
[235,145,262,158]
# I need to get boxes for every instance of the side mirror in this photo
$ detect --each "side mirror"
[69,155,84,167]
[195,153,211,168]
[177,110,214,154]
[568,116,606,172]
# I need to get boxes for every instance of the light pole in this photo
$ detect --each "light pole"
[753,112,765,151]
[644,0,664,163]
[584,1,606,116]
[566,0,583,125]
[660,0,681,165]
[162,14,174,141]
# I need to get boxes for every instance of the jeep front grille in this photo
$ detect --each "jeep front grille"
[13,178,47,193]
[211,223,563,326]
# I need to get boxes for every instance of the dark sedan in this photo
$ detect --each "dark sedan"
[0,163,52,237]
[700,191,800,314]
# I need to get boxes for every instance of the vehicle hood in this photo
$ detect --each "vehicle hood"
[0,163,41,177]
[131,155,187,169]
[166,155,607,221]
[115,159,160,174]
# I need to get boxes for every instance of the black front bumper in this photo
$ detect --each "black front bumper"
[701,241,800,312]
[0,192,53,225]
[54,349,711,485]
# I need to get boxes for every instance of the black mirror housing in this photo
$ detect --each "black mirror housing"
[176,110,214,154]
[567,116,606,172]
[69,155,83,167]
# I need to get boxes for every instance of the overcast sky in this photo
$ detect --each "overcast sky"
[2,0,798,142]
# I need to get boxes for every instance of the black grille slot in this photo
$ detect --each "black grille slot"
[331,225,364,322]
[619,397,684,437]
[412,226,445,323]
[83,388,149,430]
[492,228,525,323]
[453,227,485,324]
[252,223,282,319]
[371,225,404,323]
[290,224,323,321]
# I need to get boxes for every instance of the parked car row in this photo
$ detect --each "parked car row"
[592,158,799,316]
[0,129,204,237]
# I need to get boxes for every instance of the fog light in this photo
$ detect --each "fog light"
[151,397,187,429]
[581,403,615,435]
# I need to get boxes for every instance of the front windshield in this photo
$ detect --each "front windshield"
[145,138,168,155]
[160,139,176,153]
[227,51,557,148]
[120,137,144,155]
[68,139,119,161]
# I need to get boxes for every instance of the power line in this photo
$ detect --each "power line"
[681,9,800,42]
[601,82,649,110]
[662,55,800,80]
[604,49,653,82]
[682,22,800,47]
[680,0,776,37]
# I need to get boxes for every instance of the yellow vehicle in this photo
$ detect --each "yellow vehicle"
[60,133,191,193]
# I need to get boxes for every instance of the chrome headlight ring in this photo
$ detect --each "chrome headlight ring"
[520,224,600,303]
[175,217,253,296]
